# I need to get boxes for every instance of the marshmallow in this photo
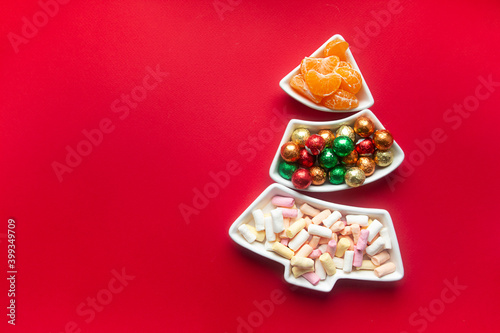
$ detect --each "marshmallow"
[279,208,298,218]
[304,217,313,229]
[252,209,265,231]
[295,244,313,258]
[353,249,363,267]
[340,226,352,236]
[326,239,337,257]
[280,238,289,246]
[271,195,294,207]
[346,215,369,226]
[315,258,326,280]
[332,257,344,269]
[339,235,354,251]
[300,203,320,217]
[367,219,383,242]
[292,266,314,278]
[286,218,306,238]
[288,229,309,251]
[291,256,314,269]
[374,262,396,278]
[322,210,342,227]
[271,209,285,233]
[343,250,354,273]
[371,251,391,266]
[366,237,385,256]
[245,224,265,242]
[264,216,275,242]
[356,260,377,270]
[318,244,328,253]
[312,209,332,225]
[272,242,294,259]
[308,236,320,248]
[380,227,392,249]
[351,224,361,244]
[238,224,257,243]
[335,238,350,257]
[308,224,333,238]
[356,229,369,251]
[302,272,320,286]
[265,241,274,251]
[309,249,322,259]
[319,253,336,276]
[330,221,345,232]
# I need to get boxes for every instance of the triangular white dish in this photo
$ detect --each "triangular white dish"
[229,183,404,292]
[279,34,374,112]
[269,109,405,192]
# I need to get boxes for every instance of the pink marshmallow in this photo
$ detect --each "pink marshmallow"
[308,249,322,259]
[356,229,369,251]
[271,196,295,207]
[353,249,363,267]
[302,272,320,286]
[280,238,289,246]
[327,239,337,257]
[279,208,298,218]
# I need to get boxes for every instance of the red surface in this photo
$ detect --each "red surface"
[1,1,499,332]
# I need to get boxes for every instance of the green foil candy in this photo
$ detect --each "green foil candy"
[328,165,346,185]
[318,148,338,169]
[332,136,355,157]
[278,160,298,180]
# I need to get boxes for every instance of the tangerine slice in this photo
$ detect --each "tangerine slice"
[324,39,349,60]
[290,74,323,103]
[336,61,353,69]
[322,89,359,110]
[301,56,339,76]
[305,70,341,97]
[335,67,362,94]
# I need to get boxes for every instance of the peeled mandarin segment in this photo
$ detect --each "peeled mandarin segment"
[304,70,341,97]
[336,61,353,69]
[301,56,339,76]
[300,57,321,76]
[335,67,362,94]
[290,74,323,104]
[322,89,359,110]
[324,40,349,60]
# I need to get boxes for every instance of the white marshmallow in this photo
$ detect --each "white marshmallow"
[346,215,369,226]
[308,224,333,238]
[288,229,309,251]
[322,210,342,228]
[264,216,275,242]
[271,209,285,233]
[343,250,354,273]
[366,238,386,256]
[252,209,265,231]
[380,227,392,249]
[315,258,326,280]
[238,224,256,243]
[367,219,383,242]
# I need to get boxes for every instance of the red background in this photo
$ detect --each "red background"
[1,1,499,332]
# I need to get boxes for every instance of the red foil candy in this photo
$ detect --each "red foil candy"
[291,169,312,189]
[356,138,375,156]
[305,135,326,156]
[298,149,315,168]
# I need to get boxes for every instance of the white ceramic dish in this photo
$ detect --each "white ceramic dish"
[269,109,404,192]
[229,184,404,292]
[279,34,374,112]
